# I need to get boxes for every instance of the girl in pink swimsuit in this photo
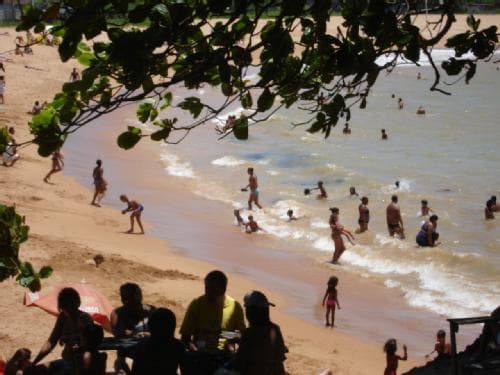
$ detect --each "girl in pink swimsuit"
[322,276,341,327]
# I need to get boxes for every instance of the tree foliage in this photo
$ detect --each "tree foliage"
[0,204,53,291]
[9,0,499,154]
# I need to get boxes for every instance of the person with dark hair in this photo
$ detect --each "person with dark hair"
[356,197,369,233]
[349,187,358,197]
[241,167,262,210]
[383,338,407,375]
[245,215,265,234]
[381,129,388,140]
[180,270,245,352]
[131,308,185,375]
[317,181,327,199]
[485,199,495,220]
[111,283,155,374]
[416,215,439,247]
[232,291,287,375]
[286,209,297,221]
[75,324,107,375]
[33,288,93,373]
[386,195,405,239]
[91,159,107,207]
[420,200,433,217]
[322,277,341,327]
[425,329,451,359]
[4,348,31,375]
[120,195,145,234]
[329,208,355,263]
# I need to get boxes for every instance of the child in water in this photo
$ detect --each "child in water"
[383,339,407,375]
[322,276,341,327]
[425,329,451,359]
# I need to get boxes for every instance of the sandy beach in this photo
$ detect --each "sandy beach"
[0,12,498,374]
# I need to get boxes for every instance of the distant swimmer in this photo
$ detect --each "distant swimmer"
[245,215,265,233]
[329,207,355,263]
[349,186,359,197]
[287,209,298,221]
[420,199,433,216]
[120,194,145,234]
[342,123,351,134]
[386,195,405,239]
[356,197,369,233]
[317,181,328,199]
[417,72,422,80]
[395,181,400,189]
[485,199,495,220]
[416,106,426,115]
[398,98,404,110]
[416,215,439,247]
[381,129,388,140]
[241,167,262,210]
[490,196,498,211]
[234,209,245,226]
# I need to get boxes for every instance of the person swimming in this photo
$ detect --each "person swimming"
[287,209,298,221]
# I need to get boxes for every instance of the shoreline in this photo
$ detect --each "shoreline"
[0,27,424,374]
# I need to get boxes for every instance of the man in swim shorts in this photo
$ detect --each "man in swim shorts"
[386,195,405,239]
[242,167,262,210]
[356,197,369,233]
[120,194,145,234]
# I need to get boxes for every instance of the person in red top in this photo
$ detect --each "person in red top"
[383,339,407,375]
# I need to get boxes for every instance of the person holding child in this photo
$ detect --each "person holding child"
[383,339,407,375]
[322,276,341,327]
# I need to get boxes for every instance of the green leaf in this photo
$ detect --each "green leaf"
[117,129,142,150]
[137,102,154,123]
[39,266,53,279]
[257,88,275,112]
[179,97,203,118]
[241,92,253,109]
[233,116,248,140]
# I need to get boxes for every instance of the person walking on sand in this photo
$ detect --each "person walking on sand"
[69,68,80,82]
[322,276,341,327]
[43,148,64,183]
[241,167,262,210]
[356,197,370,233]
[416,215,439,247]
[386,195,405,239]
[383,339,407,375]
[329,208,355,263]
[91,159,107,207]
[120,195,145,234]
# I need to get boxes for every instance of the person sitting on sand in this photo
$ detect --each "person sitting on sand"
[317,181,327,199]
[287,209,297,221]
[329,208,355,263]
[425,329,451,360]
[234,209,245,226]
[485,199,495,220]
[120,195,145,234]
[383,339,407,375]
[349,186,359,197]
[386,195,405,239]
[420,199,433,216]
[322,276,341,328]
[180,270,245,352]
[4,348,32,375]
[245,215,265,233]
[232,291,287,375]
[342,123,351,134]
[91,159,107,207]
[2,127,20,167]
[381,129,388,140]
[75,324,107,375]
[33,288,94,373]
[28,101,43,115]
[416,215,439,247]
[416,106,426,115]
[131,308,185,375]
[111,283,156,374]
[43,148,64,183]
[356,197,369,233]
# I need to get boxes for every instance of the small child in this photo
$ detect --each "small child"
[245,215,265,233]
[420,200,433,216]
[76,324,107,375]
[4,348,31,375]
[286,209,297,221]
[383,339,407,375]
[425,329,451,359]
[322,276,341,327]
[120,194,145,234]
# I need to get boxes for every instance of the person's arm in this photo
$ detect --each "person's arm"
[322,290,328,306]
[335,292,341,309]
[33,316,63,364]
[400,345,408,361]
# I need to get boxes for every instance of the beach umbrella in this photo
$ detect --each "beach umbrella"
[24,283,113,329]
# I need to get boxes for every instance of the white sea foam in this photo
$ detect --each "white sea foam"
[160,153,195,178]
[310,217,329,229]
[266,170,280,176]
[211,156,246,167]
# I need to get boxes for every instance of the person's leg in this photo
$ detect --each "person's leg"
[254,195,262,209]
[91,188,99,205]
[136,212,145,234]
[325,306,331,326]
[331,306,336,327]
[127,213,135,233]
[248,194,253,210]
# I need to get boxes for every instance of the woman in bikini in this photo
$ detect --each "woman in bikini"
[91,159,107,207]
[43,148,64,183]
[329,208,355,263]
[322,276,341,327]
[120,195,145,234]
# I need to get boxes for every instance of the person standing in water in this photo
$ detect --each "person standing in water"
[416,215,439,247]
[43,148,64,183]
[485,199,495,220]
[317,181,328,199]
[420,200,433,216]
[329,208,355,263]
[120,195,145,234]
[386,195,405,239]
[91,159,107,207]
[242,167,262,210]
[356,197,370,233]
[381,129,388,140]
[398,98,404,110]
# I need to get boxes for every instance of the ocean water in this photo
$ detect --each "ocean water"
[138,50,500,319]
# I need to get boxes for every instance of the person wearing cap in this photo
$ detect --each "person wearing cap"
[232,290,287,375]
[180,270,245,352]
